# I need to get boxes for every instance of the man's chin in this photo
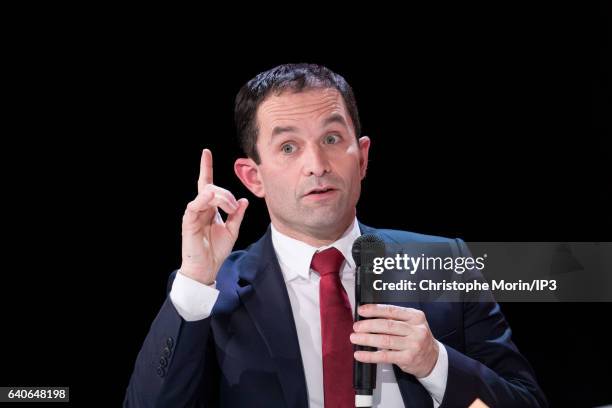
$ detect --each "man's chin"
[302,212,352,234]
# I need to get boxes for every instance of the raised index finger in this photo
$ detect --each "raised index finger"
[198,148,213,192]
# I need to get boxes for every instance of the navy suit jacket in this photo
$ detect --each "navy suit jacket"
[125,224,547,407]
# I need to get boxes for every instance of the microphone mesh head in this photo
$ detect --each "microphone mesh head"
[352,234,385,267]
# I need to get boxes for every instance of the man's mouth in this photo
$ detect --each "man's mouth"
[305,186,337,196]
[304,186,338,199]
[309,188,334,195]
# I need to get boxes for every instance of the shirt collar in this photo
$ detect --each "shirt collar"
[270,217,361,282]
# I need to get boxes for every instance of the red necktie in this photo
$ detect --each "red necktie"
[311,247,354,408]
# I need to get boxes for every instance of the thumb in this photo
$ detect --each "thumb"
[226,198,249,239]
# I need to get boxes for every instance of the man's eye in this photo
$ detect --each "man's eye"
[324,134,340,144]
[281,143,296,154]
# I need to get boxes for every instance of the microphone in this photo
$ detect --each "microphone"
[351,234,386,407]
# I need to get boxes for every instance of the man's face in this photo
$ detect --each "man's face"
[251,88,370,240]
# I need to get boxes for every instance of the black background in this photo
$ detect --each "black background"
[1,3,610,407]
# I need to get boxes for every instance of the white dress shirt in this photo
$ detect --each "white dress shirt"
[170,218,448,407]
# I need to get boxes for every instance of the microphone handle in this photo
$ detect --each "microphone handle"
[354,265,377,398]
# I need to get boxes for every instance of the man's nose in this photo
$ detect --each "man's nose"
[302,145,331,177]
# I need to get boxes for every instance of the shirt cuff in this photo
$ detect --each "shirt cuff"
[169,270,220,322]
[416,339,448,407]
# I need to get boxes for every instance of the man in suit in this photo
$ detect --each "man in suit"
[125,64,547,407]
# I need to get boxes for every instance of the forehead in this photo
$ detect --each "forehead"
[256,88,349,130]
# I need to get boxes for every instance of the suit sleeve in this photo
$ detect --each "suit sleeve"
[439,239,548,408]
[124,270,219,408]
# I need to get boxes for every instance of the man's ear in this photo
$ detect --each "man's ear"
[234,157,265,198]
[358,136,371,179]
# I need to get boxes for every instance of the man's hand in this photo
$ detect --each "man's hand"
[350,304,439,378]
[180,149,249,285]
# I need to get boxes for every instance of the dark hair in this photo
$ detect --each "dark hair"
[234,63,361,164]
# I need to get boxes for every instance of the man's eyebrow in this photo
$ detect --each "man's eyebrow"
[322,113,349,128]
[270,125,298,140]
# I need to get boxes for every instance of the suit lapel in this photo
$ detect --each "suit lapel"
[236,228,309,408]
